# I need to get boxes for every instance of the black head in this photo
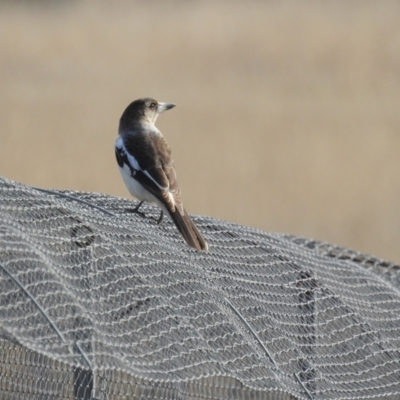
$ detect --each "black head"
[119,98,176,132]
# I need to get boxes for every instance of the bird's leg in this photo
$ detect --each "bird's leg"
[149,210,163,225]
[157,211,163,225]
[125,200,146,218]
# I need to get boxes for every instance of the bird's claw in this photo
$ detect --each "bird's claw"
[124,200,146,218]
[125,208,146,218]
[125,202,163,225]
[149,211,163,225]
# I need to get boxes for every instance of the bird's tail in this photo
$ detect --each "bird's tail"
[168,209,208,251]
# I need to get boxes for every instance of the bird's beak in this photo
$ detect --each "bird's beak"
[157,102,176,113]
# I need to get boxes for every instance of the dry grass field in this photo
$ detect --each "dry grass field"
[1,0,400,262]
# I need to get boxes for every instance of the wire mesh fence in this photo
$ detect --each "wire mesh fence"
[0,176,399,399]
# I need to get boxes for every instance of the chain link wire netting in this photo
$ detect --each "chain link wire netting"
[0,176,399,400]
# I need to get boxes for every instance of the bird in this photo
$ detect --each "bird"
[115,98,208,251]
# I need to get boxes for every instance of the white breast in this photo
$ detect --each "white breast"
[119,164,154,203]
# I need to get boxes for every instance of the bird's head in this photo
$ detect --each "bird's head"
[119,98,176,131]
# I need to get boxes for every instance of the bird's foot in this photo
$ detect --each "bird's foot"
[125,202,163,224]
[149,211,163,225]
[125,201,146,218]
[125,208,147,218]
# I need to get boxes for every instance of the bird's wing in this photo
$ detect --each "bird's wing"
[116,134,183,214]
[116,133,208,251]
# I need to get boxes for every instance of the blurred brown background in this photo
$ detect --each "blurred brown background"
[1,0,400,262]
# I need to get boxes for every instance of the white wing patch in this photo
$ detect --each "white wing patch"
[144,170,168,190]
[116,136,169,191]
[115,136,124,151]
[115,136,140,171]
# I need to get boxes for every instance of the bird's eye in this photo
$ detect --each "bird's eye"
[149,102,157,109]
